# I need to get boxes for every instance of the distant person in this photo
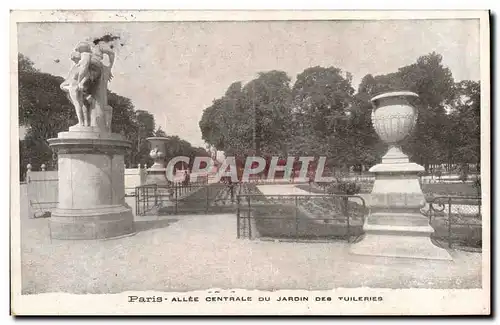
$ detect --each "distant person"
[183,170,190,186]
[435,166,443,182]
[308,170,314,185]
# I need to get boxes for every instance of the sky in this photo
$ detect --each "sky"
[17,19,480,147]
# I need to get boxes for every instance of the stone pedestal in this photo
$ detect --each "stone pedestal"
[350,150,452,261]
[144,137,173,208]
[47,126,135,240]
[145,169,170,186]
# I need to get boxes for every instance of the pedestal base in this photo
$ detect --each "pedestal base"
[143,169,174,209]
[145,169,170,186]
[50,205,135,240]
[351,159,452,262]
[48,128,135,240]
[350,233,452,261]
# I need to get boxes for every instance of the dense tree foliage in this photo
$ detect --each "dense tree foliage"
[290,66,355,165]
[200,71,292,160]
[18,54,76,175]
[200,52,481,173]
[447,80,481,170]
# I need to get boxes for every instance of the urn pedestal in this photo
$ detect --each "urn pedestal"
[144,137,173,207]
[350,92,451,261]
[47,126,135,240]
[145,137,170,186]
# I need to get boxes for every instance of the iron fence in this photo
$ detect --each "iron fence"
[135,182,241,216]
[426,196,482,249]
[25,174,58,218]
[236,194,367,242]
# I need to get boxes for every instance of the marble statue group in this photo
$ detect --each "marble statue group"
[48,34,135,240]
[60,36,117,132]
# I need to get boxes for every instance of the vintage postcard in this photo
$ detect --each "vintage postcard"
[10,10,490,315]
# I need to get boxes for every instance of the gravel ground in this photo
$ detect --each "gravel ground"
[19,186,481,294]
[21,216,481,294]
[257,184,322,196]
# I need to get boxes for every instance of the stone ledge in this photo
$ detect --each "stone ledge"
[369,162,425,173]
[369,192,426,209]
[57,129,125,141]
[350,233,453,261]
[48,137,131,147]
[52,205,132,218]
[47,130,131,152]
[363,223,434,236]
[50,206,135,240]
[367,212,431,227]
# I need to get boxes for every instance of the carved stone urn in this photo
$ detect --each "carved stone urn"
[145,137,169,185]
[148,137,166,168]
[350,91,452,261]
[370,91,419,165]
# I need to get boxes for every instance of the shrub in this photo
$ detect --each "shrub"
[458,164,469,183]
[316,182,331,189]
[472,176,481,197]
[327,181,361,195]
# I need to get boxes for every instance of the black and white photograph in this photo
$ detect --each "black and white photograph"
[9,10,490,315]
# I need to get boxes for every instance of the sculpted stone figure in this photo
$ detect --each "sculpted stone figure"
[60,36,117,132]
[60,42,93,127]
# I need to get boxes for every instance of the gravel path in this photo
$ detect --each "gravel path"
[257,184,323,196]
[21,213,481,294]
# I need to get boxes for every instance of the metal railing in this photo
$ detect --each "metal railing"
[25,175,58,218]
[426,196,482,249]
[134,182,241,216]
[236,194,366,242]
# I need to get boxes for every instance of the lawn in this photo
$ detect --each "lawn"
[251,184,482,249]
[249,202,365,240]
[422,183,480,199]
[239,185,367,241]
[296,182,480,199]
[430,217,482,249]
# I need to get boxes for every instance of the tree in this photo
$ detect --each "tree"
[357,72,404,97]
[18,53,77,173]
[398,52,456,170]
[242,71,292,156]
[155,126,167,137]
[127,110,156,167]
[450,80,480,168]
[161,135,207,170]
[348,92,385,169]
[107,91,138,166]
[18,53,37,73]
[290,66,355,167]
[200,71,292,158]
[199,99,225,151]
